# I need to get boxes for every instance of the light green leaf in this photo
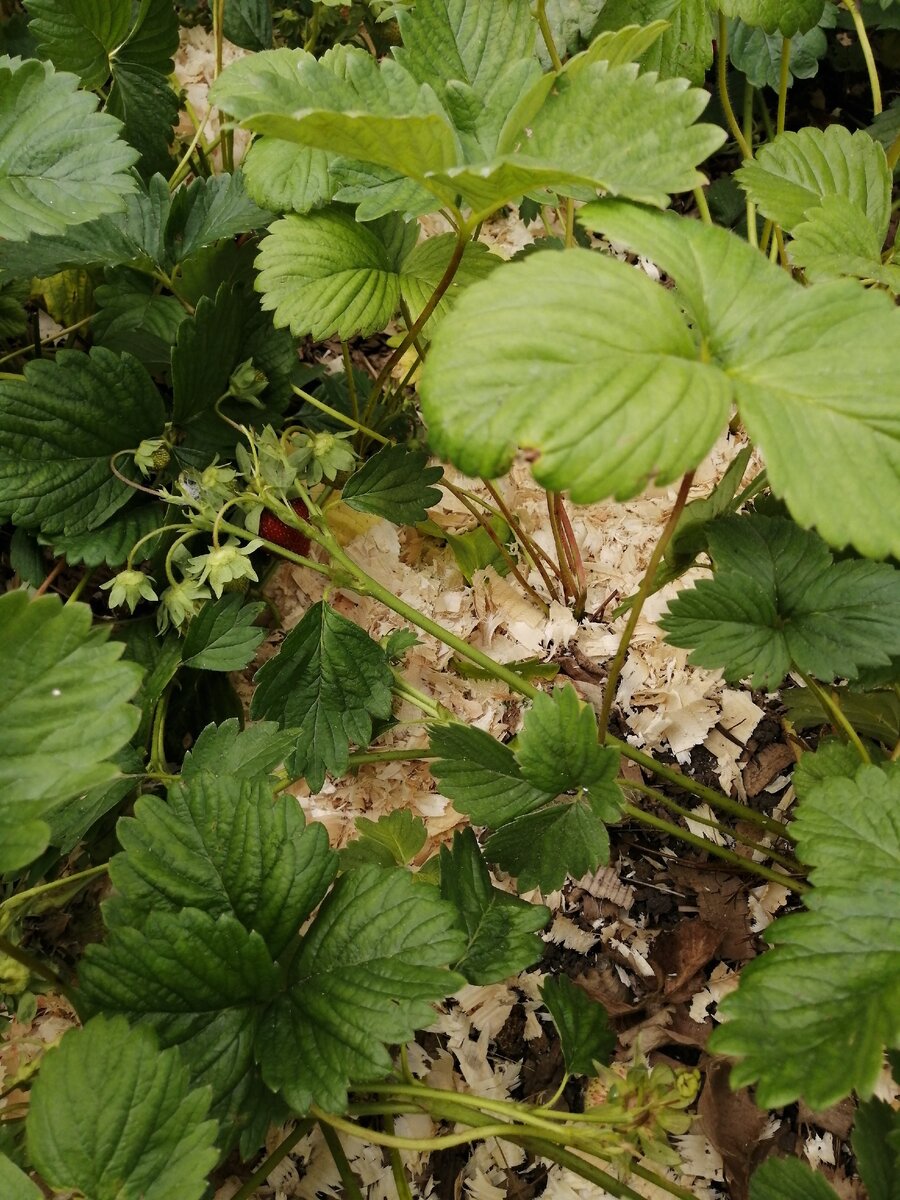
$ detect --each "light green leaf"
[181,596,266,672]
[0,592,141,810]
[0,347,166,535]
[44,747,142,854]
[256,866,465,1113]
[438,515,514,584]
[710,762,900,1108]
[250,600,394,791]
[0,815,51,874]
[440,828,549,984]
[717,0,826,36]
[0,1153,41,1200]
[420,247,731,503]
[399,234,501,332]
[589,2,714,84]
[429,722,555,827]
[0,57,138,241]
[28,1016,218,1200]
[341,809,428,871]
[242,138,333,213]
[343,445,443,525]
[180,719,300,781]
[661,516,900,688]
[28,0,132,89]
[330,158,437,222]
[541,0,607,60]
[749,1158,839,1200]
[516,684,622,802]
[255,210,402,339]
[736,126,891,236]
[541,975,616,1075]
[789,195,900,290]
[577,200,900,559]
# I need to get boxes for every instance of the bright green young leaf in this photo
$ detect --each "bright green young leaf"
[28,0,133,89]
[710,762,900,1108]
[0,57,138,241]
[0,1154,40,1200]
[736,126,891,235]
[242,138,333,213]
[516,684,621,800]
[181,596,266,672]
[789,195,900,290]
[853,1097,900,1200]
[717,0,826,36]
[341,809,428,871]
[661,516,900,688]
[250,600,394,791]
[577,201,900,559]
[0,592,141,811]
[541,975,616,1075]
[420,248,731,503]
[224,0,273,50]
[0,347,166,535]
[439,515,514,584]
[27,1016,218,1200]
[180,719,300,781]
[429,722,554,826]
[440,828,549,984]
[343,445,444,525]
[110,773,337,957]
[749,1158,840,1200]
[256,866,466,1113]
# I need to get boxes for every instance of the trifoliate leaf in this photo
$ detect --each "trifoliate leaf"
[420,247,732,504]
[516,684,621,801]
[181,596,266,672]
[0,592,141,814]
[577,201,900,559]
[710,762,900,1108]
[789,195,900,290]
[343,445,443,525]
[166,171,272,265]
[0,348,166,535]
[180,719,299,781]
[541,975,616,1075]
[27,1016,218,1200]
[661,516,900,688]
[242,138,333,213]
[0,1154,40,1200]
[749,1158,840,1200]
[0,57,137,241]
[224,0,273,51]
[736,126,891,236]
[250,600,394,791]
[341,809,428,871]
[256,866,466,1113]
[110,773,337,958]
[92,271,186,371]
[429,723,554,826]
[28,0,132,90]
[440,828,548,984]
[717,0,826,36]
[852,1097,900,1200]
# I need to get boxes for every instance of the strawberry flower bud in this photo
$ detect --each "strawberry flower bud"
[157,578,211,633]
[101,569,158,613]
[188,538,262,597]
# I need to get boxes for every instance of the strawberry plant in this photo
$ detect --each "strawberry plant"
[1,0,899,1197]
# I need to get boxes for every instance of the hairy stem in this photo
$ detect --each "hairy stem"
[717,15,753,159]
[797,670,871,764]
[291,384,390,445]
[842,0,883,115]
[776,37,791,135]
[231,1121,315,1200]
[536,0,564,71]
[319,1121,366,1200]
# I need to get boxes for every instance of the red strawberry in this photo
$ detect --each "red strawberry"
[259,498,311,556]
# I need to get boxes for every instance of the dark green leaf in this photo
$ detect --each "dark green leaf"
[0,348,166,535]
[44,747,142,854]
[224,0,273,50]
[165,172,272,265]
[343,445,443,525]
[107,62,179,180]
[92,271,186,371]
[516,684,621,803]
[27,0,132,89]
[181,719,299,781]
[852,1097,900,1200]
[429,723,554,826]
[182,595,266,672]
[341,809,428,871]
[27,1016,218,1200]
[440,828,548,984]
[541,975,616,1076]
[251,601,394,791]
[9,527,45,588]
[729,15,832,90]
[749,1158,839,1200]
[783,686,900,747]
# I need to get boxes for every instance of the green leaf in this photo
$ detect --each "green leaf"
[256,866,466,1113]
[0,815,51,874]
[0,278,28,339]
[111,773,337,957]
[710,762,900,1107]
[516,684,622,801]
[28,0,132,89]
[783,686,900,746]
[92,271,187,371]
[44,747,142,854]
[749,1158,840,1200]
[46,501,167,568]
[250,600,394,791]
[107,61,179,180]
[0,592,141,810]
[27,1016,217,1200]
[181,595,266,672]
[589,2,714,84]
[729,15,832,90]
[541,975,616,1075]
[440,828,549,984]
[166,171,272,265]
[399,234,500,333]
[343,445,443,525]
[852,1097,900,1200]
[114,0,179,76]
[341,809,428,871]
[577,200,900,559]
[224,0,273,50]
[736,126,891,236]
[180,719,300,781]
[242,138,333,213]
[0,1154,41,1200]
[420,247,732,504]
[541,0,607,60]
[717,0,826,36]
[789,195,900,290]
[661,516,900,688]
[0,347,166,535]
[429,722,555,826]
[0,56,138,241]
